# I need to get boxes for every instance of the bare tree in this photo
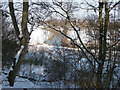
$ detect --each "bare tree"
[8,0,29,86]
[4,0,119,88]
[33,0,120,88]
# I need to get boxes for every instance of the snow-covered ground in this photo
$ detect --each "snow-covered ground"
[29,26,90,46]
[2,44,119,88]
[2,71,80,88]
[2,73,39,88]
[2,44,83,88]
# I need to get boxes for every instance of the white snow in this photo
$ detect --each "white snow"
[28,44,80,52]
[29,26,90,46]
[14,45,24,63]
[2,72,80,88]
[9,67,13,71]
[32,65,45,76]
[2,73,39,88]
[29,28,50,45]
[18,33,23,38]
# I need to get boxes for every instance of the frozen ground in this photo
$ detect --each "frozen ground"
[2,73,39,88]
[2,44,82,88]
[2,44,119,88]
[2,72,80,88]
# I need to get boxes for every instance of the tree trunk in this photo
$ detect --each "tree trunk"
[97,1,104,88]
[97,1,109,88]
[102,1,109,62]
[8,45,28,86]
[8,0,29,86]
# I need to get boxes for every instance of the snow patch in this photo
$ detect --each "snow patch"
[32,65,45,76]
[18,33,23,38]
[2,73,38,88]
[10,67,13,71]
[14,45,24,63]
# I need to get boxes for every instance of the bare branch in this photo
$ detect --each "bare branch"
[45,23,94,67]
[8,0,21,41]
[107,39,119,49]
[109,1,120,12]
[68,20,99,64]
[84,0,99,11]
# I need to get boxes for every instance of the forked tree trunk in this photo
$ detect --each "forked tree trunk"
[8,0,29,86]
